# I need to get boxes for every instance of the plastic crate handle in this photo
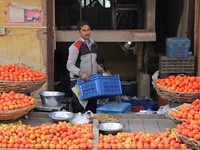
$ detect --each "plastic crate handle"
[166,37,191,48]
[78,74,119,84]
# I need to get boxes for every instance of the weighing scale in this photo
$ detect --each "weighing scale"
[34,104,66,112]
[34,98,72,112]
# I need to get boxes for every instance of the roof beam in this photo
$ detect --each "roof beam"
[56,29,156,42]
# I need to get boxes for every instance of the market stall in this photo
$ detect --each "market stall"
[0,111,180,149]
[0,63,199,149]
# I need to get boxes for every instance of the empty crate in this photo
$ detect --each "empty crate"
[166,37,191,58]
[78,74,122,100]
[96,102,131,114]
[159,55,195,75]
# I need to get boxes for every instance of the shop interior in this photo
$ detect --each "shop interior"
[54,0,190,101]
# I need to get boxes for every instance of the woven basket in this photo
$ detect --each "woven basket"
[0,105,35,120]
[155,85,200,103]
[165,112,187,123]
[90,114,120,123]
[175,131,200,150]
[165,103,189,123]
[0,79,46,93]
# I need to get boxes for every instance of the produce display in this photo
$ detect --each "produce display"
[98,129,187,149]
[0,120,189,149]
[176,120,200,140]
[169,99,200,121]
[155,75,200,103]
[0,121,94,149]
[156,75,200,92]
[0,64,46,93]
[176,120,200,150]
[0,91,35,111]
[0,91,36,120]
[0,64,46,81]
[1,64,198,149]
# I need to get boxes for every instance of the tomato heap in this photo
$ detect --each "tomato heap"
[98,129,187,149]
[0,64,46,81]
[0,91,35,111]
[156,75,200,92]
[169,99,200,120]
[0,121,94,149]
[176,120,200,141]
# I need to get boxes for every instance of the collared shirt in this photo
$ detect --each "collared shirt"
[80,37,94,50]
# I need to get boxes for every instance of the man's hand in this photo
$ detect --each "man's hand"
[81,71,89,81]
[103,72,111,76]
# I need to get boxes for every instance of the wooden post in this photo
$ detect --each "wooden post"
[136,43,143,72]
[92,119,99,150]
[194,0,200,75]
[136,42,143,96]
[144,0,156,30]
[47,0,54,90]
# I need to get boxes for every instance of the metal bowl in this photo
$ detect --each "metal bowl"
[96,122,125,134]
[49,111,74,121]
[40,91,65,107]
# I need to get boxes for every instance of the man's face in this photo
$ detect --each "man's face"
[78,25,91,40]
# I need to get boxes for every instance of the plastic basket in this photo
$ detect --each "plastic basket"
[78,74,122,100]
[166,37,190,58]
[96,102,131,114]
[159,55,195,74]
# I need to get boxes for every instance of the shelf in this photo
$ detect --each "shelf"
[56,29,156,42]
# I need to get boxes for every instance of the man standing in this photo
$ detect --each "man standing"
[67,21,105,113]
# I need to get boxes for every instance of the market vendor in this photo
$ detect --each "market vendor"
[66,21,105,113]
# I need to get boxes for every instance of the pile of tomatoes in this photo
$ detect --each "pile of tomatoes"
[0,64,46,81]
[169,99,200,120]
[0,91,35,111]
[176,120,200,141]
[98,129,187,149]
[0,121,94,149]
[156,75,200,92]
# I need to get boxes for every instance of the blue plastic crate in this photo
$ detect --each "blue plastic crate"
[122,99,158,111]
[166,37,191,58]
[96,102,131,114]
[78,74,122,100]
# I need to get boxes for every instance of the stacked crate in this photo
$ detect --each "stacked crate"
[159,37,195,78]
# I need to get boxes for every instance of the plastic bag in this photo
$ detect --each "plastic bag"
[71,84,80,100]
[71,84,88,108]
[71,110,93,125]
[157,104,171,114]
[152,70,159,87]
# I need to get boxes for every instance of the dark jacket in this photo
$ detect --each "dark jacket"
[67,38,104,81]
